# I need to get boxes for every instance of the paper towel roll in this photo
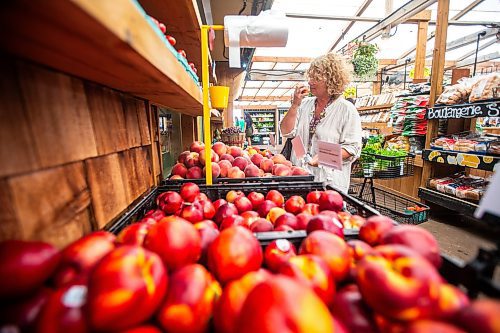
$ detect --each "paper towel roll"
[224,11,289,68]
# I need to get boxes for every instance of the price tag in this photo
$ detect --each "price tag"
[317,140,342,171]
[474,168,500,221]
[291,136,306,159]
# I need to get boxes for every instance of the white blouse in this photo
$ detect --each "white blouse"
[281,96,362,192]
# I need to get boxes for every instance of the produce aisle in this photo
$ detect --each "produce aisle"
[1,0,499,332]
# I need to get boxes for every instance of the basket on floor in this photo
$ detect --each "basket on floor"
[349,182,429,224]
[221,132,245,147]
[352,152,415,179]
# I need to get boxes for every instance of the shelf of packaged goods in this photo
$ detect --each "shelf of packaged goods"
[0,0,203,116]
[254,132,275,136]
[357,103,394,112]
[422,149,500,172]
[418,187,478,219]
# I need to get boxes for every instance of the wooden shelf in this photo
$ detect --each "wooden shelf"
[422,149,500,171]
[0,0,203,116]
[357,103,394,112]
[138,0,215,82]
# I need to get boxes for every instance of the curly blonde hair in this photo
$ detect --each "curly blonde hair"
[306,53,352,96]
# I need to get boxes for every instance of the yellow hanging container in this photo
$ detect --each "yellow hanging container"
[209,86,230,109]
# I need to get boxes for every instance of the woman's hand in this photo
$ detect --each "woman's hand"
[292,83,309,107]
[308,154,319,167]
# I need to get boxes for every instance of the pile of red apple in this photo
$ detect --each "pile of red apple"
[171,141,310,180]
[1,184,499,332]
[149,15,197,75]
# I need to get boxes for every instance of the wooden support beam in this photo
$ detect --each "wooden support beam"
[421,0,449,187]
[238,96,290,102]
[252,56,313,63]
[329,0,374,51]
[406,9,432,23]
[413,19,429,80]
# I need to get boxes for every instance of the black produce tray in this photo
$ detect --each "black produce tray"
[105,182,379,238]
[163,174,315,185]
[352,152,415,179]
[349,182,429,225]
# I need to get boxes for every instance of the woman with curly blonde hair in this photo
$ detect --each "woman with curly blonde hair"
[280,53,362,191]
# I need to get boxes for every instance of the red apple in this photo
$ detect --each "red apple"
[226,190,245,203]
[250,218,274,232]
[260,158,274,173]
[0,287,50,331]
[250,153,264,166]
[203,161,221,178]
[405,320,467,333]
[185,152,200,168]
[274,213,299,230]
[219,154,235,163]
[199,148,219,166]
[457,299,500,333]
[257,200,277,218]
[236,275,335,333]
[157,264,221,333]
[330,284,378,333]
[381,225,442,268]
[180,202,204,223]
[244,164,260,177]
[187,166,203,179]
[296,213,313,230]
[87,246,167,331]
[36,284,88,333]
[208,226,263,284]
[178,151,190,164]
[300,231,350,282]
[193,192,209,202]
[241,211,260,228]
[0,240,60,299]
[171,163,188,178]
[158,191,183,214]
[116,223,150,246]
[220,215,246,230]
[318,190,344,212]
[284,195,306,214]
[213,199,227,211]
[247,191,265,210]
[52,231,115,287]
[266,190,284,207]
[212,142,227,156]
[264,239,297,272]
[306,214,344,238]
[302,203,320,215]
[180,182,200,202]
[190,141,205,153]
[234,196,253,213]
[144,217,201,270]
[214,203,239,225]
[229,146,243,158]
[356,245,442,321]
[279,254,336,305]
[213,269,271,333]
[359,215,395,246]
[194,221,220,266]
[218,160,232,177]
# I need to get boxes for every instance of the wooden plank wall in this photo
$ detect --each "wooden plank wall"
[0,56,159,248]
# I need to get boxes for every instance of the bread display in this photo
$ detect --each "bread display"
[469,73,500,103]
[429,173,489,203]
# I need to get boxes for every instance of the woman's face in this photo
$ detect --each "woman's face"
[308,77,328,97]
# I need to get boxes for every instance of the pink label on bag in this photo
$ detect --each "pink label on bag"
[291,136,306,159]
[317,140,342,170]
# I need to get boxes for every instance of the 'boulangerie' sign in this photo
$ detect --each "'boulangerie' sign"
[426,100,499,120]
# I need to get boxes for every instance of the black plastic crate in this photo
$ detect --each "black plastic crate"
[106,182,379,237]
[352,152,415,179]
[163,174,315,185]
[349,182,429,224]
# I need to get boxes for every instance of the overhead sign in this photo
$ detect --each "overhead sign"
[426,99,500,120]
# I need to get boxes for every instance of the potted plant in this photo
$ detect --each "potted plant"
[351,41,379,80]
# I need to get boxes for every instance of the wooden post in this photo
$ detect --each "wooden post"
[421,0,449,187]
[413,11,430,81]
[373,72,382,95]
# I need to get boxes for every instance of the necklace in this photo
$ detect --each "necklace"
[309,97,334,138]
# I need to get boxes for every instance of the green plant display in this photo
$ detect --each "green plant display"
[351,41,379,79]
[360,135,407,172]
